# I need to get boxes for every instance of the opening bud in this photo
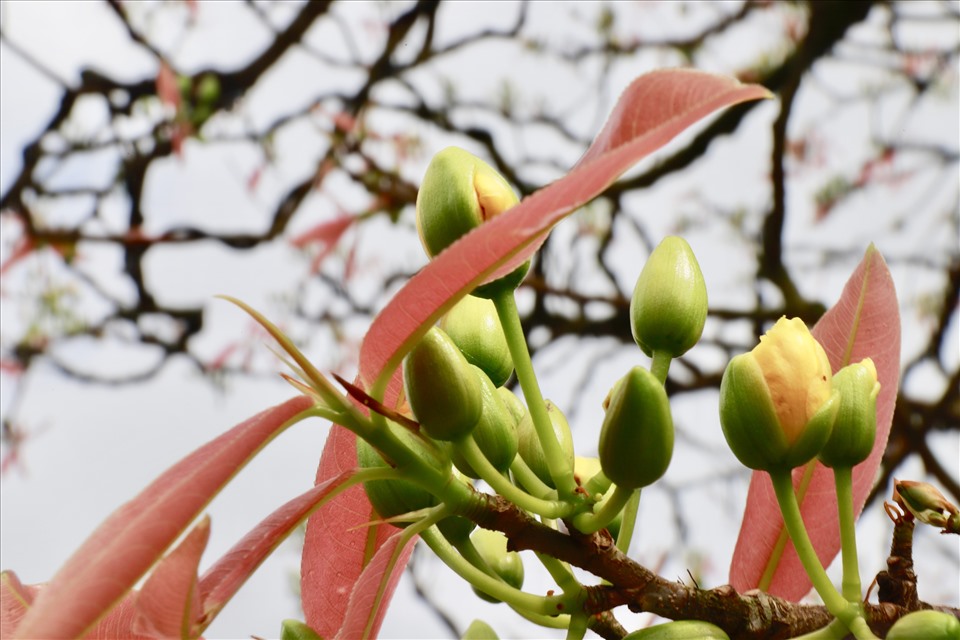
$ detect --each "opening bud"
[404,327,482,441]
[630,236,707,358]
[470,528,524,603]
[818,358,879,468]
[598,367,674,490]
[440,295,514,387]
[719,317,839,471]
[416,147,528,296]
[516,399,574,489]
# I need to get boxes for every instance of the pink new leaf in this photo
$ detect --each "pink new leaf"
[730,245,901,599]
[133,516,210,639]
[12,395,313,639]
[334,530,417,640]
[302,69,770,638]
[196,468,359,634]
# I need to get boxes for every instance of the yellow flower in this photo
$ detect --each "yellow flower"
[720,317,839,471]
[752,317,833,444]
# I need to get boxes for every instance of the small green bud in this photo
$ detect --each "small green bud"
[819,358,879,468]
[357,423,447,526]
[598,367,674,490]
[280,619,324,640]
[416,147,528,296]
[719,317,839,471]
[885,610,960,640]
[470,528,524,603]
[440,295,514,387]
[497,387,527,425]
[516,399,575,489]
[462,619,499,640]
[630,236,708,358]
[452,367,519,478]
[404,327,482,441]
[895,480,960,534]
[623,620,730,640]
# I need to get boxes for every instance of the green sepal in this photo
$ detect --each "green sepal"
[818,359,879,468]
[356,423,448,526]
[280,619,325,640]
[452,367,519,478]
[598,367,674,490]
[516,399,574,489]
[630,236,707,358]
[462,619,500,640]
[470,528,524,603]
[719,353,838,471]
[885,610,960,640]
[471,260,530,299]
[440,295,514,387]
[623,620,729,640]
[404,327,482,441]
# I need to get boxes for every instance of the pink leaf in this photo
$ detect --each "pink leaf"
[730,245,901,599]
[301,426,399,639]
[301,69,770,637]
[133,516,210,639]
[334,530,417,640]
[12,395,313,639]
[197,468,359,633]
[1,572,39,637]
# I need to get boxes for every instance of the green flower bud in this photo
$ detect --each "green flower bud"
[818,358,879,468]
[452,367,519,478]
[885,610,960,640]
[598,367,674,490]
[470,528,524,603]
[280,619,324,640]
[440,295,514,387]
[719,317,839,471]
[462,619,499,640]
[416,147,529,297]
[623,620,730,640]
[497,387,527,425]
[404,327,482,441]
[630,236,708,358]
[516,399,575,489]
[895,480,960,534]
[357,423,447,526]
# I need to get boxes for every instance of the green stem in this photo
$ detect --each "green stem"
[510,456,557,499]
[421,527,572,615]
[789,619,850,640]
[536,552,580,594]
[565,612,589,640]
[769,471,878,640]
[583,467,612,498]
[616,488,642,554]
[492,290,578,498]
[572,485,634,534]
[454,435,575,519]
[834,466,862,603]
[650,350,672,385]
